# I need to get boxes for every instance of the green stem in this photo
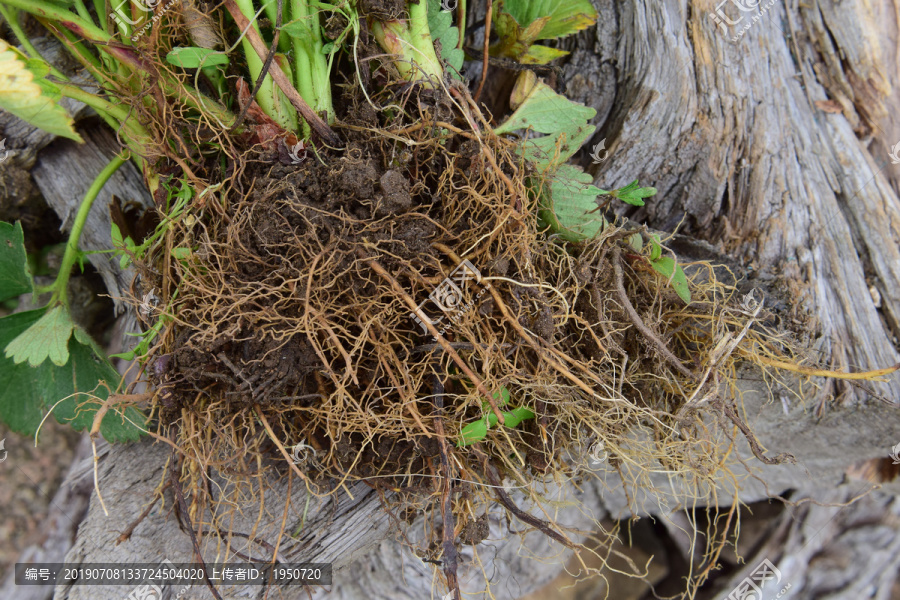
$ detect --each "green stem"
[50,152,128,308]
[93,0,109,33]
[370,0,443,87]
[109,0,134,39]
[0,5,68,79]
[0,0,110,42]
[73,0,94,25]
[233,0,297,130]
[261,0,290,52]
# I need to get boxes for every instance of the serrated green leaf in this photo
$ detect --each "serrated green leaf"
[4,305,74,367]
[501,0,598,40]
[495,77,596,169]
[537,164,607,242]
[427,0,464,77]
[0,221,33,302]
[37,334,145,442]
[0,310,47,434]
[166,47,229,69]
[650,256,691,304]
[0,309,146,441]
[0,39,82,142]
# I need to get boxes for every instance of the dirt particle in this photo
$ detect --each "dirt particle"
[459,513,489,546]
[376,170,412,216]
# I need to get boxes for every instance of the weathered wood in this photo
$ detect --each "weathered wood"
[560,0,900,402]
[708,484,900,600]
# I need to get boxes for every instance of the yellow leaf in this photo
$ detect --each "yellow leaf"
[0,39,82,141]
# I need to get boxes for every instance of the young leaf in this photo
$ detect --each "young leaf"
[649,236,662,261]
[0,39,82,142]
[0,221,33,302]
[520,44,569,65]
[427,0,465,77]
[628,233,643,252]
[490,0,597,63]
[457,387,535,446]
[166,47,229,69]
[649,256,691,304]
[610,179,657,207]
[459,417,489,446]
[4,305,74,367]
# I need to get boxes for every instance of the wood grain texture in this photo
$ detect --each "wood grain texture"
[561,0,900,402]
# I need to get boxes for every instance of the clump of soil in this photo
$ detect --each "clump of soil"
[126,35,789,597]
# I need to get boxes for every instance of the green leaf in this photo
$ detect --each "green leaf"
[649,236,662,261]
[650,256,691,304]
[0,221,33,302]
[459,417,489,446]
[458,387,535,447]
[0,39,82,141]
[0,309,145,441]
[166,47,229,69]
[610,179,656,207]
[537,164,607,242]
[281,18,314,39]
[501,0,598,40]
[494,76,596,169]
[37,332,145,442]
[4,305,74,367]
[0,310,47,435]
[426,0,465,77]
[490,7,550,62]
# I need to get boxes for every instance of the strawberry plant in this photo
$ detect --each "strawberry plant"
[0,1,786,597]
